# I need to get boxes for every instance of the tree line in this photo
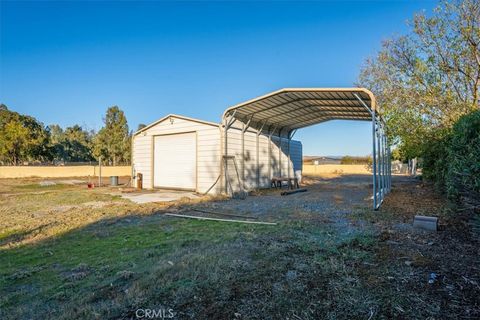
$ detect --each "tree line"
[340,156,372,165]
[0,104,137,166]
[358,0,479,209]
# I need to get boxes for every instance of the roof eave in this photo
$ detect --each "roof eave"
[133,114,220,136]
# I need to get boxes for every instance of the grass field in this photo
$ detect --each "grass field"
[0,176,479,319]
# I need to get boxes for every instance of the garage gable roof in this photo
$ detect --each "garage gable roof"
[134,114,219,136]
[222,88,376,133]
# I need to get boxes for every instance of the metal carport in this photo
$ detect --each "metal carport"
[222,88,391,210]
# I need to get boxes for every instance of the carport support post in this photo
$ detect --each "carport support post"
[377,122,383,202]
[267,126,277,182]
[256,121,266,189]
[241,118,252,190]
[241,123,245,190]
[378,124,382,199]
[389,141,392,191]
[382,124,387,196]
[287,129,297,180]
[384,127,388,192]
[278,128,283,178]
[223,111,238,195]
[382,126,386,196]
[372,114,377,210]
[223,117,228,194]
[256,126,260,189]
[387,135,390,191]
[386,133,389,191]
[387,136,391,192]
[383,130,388,193]
[268,128,272,181]
[382,125,386,195]
[130,136,135,187]
[383,127,386,194]
[287,132,291,180]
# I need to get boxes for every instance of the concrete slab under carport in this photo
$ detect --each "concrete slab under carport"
[121,190,200,204]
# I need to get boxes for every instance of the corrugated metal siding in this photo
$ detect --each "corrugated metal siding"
[225,124,302,191]
[132,134,153,188]
[290,140,303,179]
[224,128,243,193]
[258,134,270,188]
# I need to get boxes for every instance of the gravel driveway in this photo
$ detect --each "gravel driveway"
[192,174,375,222]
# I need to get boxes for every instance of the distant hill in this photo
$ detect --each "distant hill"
[303,156,341,165]
[303,155,371,165]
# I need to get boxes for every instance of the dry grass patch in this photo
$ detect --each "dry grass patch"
[0,180,179,248]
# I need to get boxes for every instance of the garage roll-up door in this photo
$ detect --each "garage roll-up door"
[153,132,196,190]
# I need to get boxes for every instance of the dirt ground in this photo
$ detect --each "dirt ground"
[190,174,374,221]
[0,174,479,319]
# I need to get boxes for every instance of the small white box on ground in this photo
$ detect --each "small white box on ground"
[413,215,438,231]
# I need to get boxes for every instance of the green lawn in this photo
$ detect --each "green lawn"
[1,214,380,319]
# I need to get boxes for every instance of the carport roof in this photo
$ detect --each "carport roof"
[223,88,377,133]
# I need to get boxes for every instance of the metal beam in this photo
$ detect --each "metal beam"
[289,129,297,139]
[377,122,383,204]
[267,125,277,182]
[223,117,229,194]
[372,113,378,210]
[226,110,238,130]
[383,125,388,193]
[241,122,245,190]
[256,120,266,189]
[354,93,374,117]
[287,137,291,180]
[385,131,390,193]
[278,128,283,177]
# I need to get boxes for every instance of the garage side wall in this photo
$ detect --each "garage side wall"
[132,134,153,188]
[224,123,302,192]
[133,117,221,193]
[290,140,303,178]
[225,127,262,191]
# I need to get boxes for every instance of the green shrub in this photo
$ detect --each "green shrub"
[422,110,480,210]
[422,131,451,192]
[446,110,480,208]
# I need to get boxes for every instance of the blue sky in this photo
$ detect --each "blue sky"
[0,0,436,156]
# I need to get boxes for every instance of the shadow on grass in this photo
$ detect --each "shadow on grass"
[0,211,281,319]
[0,207,381,320]
[0,223,55,247]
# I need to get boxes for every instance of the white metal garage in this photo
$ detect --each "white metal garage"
[132,114,222,193]
[132,113,302,194]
